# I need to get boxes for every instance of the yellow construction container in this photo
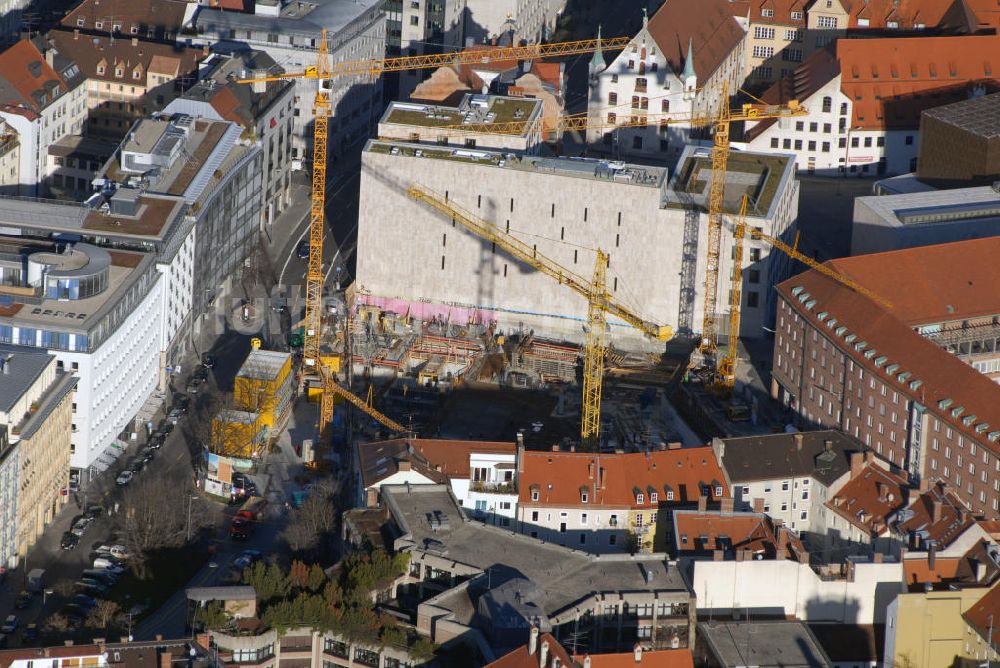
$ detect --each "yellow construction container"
[234,349,294,431]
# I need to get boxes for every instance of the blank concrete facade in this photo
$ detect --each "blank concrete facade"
[355,140,798,349]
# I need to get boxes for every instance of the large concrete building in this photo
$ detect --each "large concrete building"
[770,236,1000,517]
[0,113,261,482]
[356,103,799,348]
[188,0,385,166]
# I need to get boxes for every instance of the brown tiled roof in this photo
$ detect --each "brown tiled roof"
[357,438,515,488]
[777,236,1000,460]
[844,0,963,29]
[964,0,1000,31]
[897,483,974,549]
[519,447,729,509]
[963,580,1000,651]
[825,456,907,534]
[209,86,244,124]
[903,555,962,587]
[48,30,199,87]
[673,510,806,559]
[485,633,575,668]
[410,66,477,106]
[60,0,188,38]
[746,45,839,141]
[0,40,65,112]
[646,0,745,79]
[838,35,1000,131]
[750,0,807,25]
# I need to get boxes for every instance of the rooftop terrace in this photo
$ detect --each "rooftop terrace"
[381,95,541,133]
[665,148,793,217]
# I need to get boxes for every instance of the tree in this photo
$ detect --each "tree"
[411,637,436,661]
[44,613,69,633]
[120,478,210,577]
[307,563,326,592]
[243,562,289,602]
[52,579,76,598]
[282,478,339,558]
[193,601,231,631]
[86,600,120,629]
[288,560,311,589]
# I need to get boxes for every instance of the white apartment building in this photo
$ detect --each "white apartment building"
[189,0,385,165]
[0,40,87,197]
[586,0,746,165]
[355,438,518,525]
[744,36,1000,176]
[357,130,799,347]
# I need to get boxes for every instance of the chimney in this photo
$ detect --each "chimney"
[528,626,538,655]
[877,482,888,503]
[131,36,138,46]
[713,549,724,561]
[633,643,643,663]
[74,28,80,39]
[551,444,559,452]
[798,549,810,564]
[919,477,932,492]
[712,437,725,459]
[697,494,707,512]
[159,653,173,668]
[516,434,525,474]
[932,498,943,524]
[588,461,595,480]
[928,543,937,570]
[44,48,55,68]
[824,439,833,452]
[583,656,592,668]
[599,467,606,490]
[753,498,764,513]
[658,442,667,451]
[873,552,883,563]
[794,432,804,450]
[720,497,735,514]
[397,459,411,472]
[539,640,549,667]
[64,641,74,647]
[668,441,682,450]
[850,451,865,477]
[202,44,210,57]
[776,547,787,560]
[975,558,988,582]
[569,445,576,453]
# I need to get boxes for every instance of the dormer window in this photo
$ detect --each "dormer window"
[666,490,674,501]
[76,17,84,26]
[115,67,123,77]
[130,25,138,34]
[715,486,723,497]
[762,8,774,16]
[132,69,141,80]
[650,492,658,503]
[580,486,589,503]
[530,484,540,502]
[636,493,644,504]
[95,20,103,29]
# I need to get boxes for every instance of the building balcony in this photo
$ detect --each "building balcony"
[469,480,516,494]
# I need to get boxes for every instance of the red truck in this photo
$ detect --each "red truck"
[230,496,267,540]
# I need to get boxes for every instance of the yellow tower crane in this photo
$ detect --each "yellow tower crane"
[406,184,672,448]
[238,33,631,437]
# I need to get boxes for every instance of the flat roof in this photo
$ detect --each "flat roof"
[366,140,667,189]
[382,96,541,132]
[856,185,1000,227]
[237,349,291,381]
[665,146,794,218]
[382,484,688,624]
[0,346,52,413]
[697,620,833,667]
[194,0,380,38]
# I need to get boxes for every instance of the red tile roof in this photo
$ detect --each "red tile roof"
[646,0,745,79]
[897,483,975,549]
[518,447,729,509]
[777,236,1000,461]
[576,649,695,667]
[963,580,1000,651]
[357,438,515,488]
[903,555,962,586]
[749,35,1000,137]
[838,36,1000,131]
[964,0,1000,31]
[48,30,200,87]
[825,455,907,535]
[60,0,188,37]
[748,0,807,25]
[485,633,575,668]
[843,0,963,29]
[530,61,563,94]
[0,40,65,112]
[673,510,806,559]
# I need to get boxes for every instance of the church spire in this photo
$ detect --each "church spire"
[682,37,696,81]
[589,25,607,76]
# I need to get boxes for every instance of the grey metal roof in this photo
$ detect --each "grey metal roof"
[855,186,1000,228]
[186,585,257,601]
[718,430,862,487]
[0,346,54,413]
[698,620,833,667]
[18,371,76,440]
[195,0,381,38]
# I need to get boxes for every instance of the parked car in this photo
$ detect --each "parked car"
[115,470,134,486]
[70,518,92,537]
[128,460,144,474]
[201,354,217,369]
[21,623,38,644]
[140,449,155,464]
[172,393,191,411]
[229,517,252,540]
[148,433,165,450]
[96,544,130,560]
[167,408,184,424]
[297,240,310,259]
[82,569,117,585]
[93,556,121,570]
[84,504,102,520]
[13,592,32,610]
[72,594,97,609]
[1,615,17,633]
[60,532,79,550]
[193,366,209,382]
[186,377,203,394]
[76,579,109,594]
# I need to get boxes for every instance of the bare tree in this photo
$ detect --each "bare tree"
[44,613,69,633]
[120,477,210,577]
[52,579,75,598]
[86,600,120,629]
[282,478,339,557]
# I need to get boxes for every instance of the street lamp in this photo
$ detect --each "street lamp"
[186,493,200,542]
